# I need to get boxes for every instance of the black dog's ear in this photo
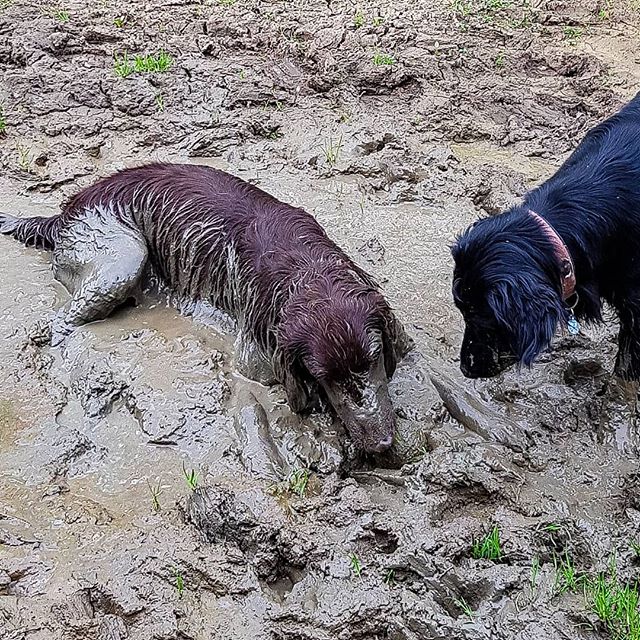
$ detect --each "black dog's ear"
[382,313,414,379]
[489,280,565,366]
[450,238,461,260]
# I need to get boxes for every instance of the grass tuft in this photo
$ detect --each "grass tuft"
[54,8,69,22]
[134,51,172,73]
[114,51,173,78]
[322,134,343,167]
[471,524,502,561]
[113,16,126,28]
[530,556,540,591]
[147,479,161,512]
[451,0,472,16]
[182,462,198,491]
[349,552,363,577]
[553,550,640,638]
[554,551,584,594]
[114,53,133,78]
[454,596,475,620]
[16,143,32,172]
[0,106,5,135]
[563,26,583,44]
[173,567,185,597]
[598,1,612,20]
[451,0,535,29]
[287,468,309,497]
[585,559,640,640]
[484,0,511,9]
[372,51,395,66]
[268,467,312,515]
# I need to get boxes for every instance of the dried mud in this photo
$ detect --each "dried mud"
[1,1,640,639]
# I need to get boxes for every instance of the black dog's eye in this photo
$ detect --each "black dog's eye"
[452,277,463,300]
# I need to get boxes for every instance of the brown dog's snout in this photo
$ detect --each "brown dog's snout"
[322,372,396,453]
[373,433,393,452]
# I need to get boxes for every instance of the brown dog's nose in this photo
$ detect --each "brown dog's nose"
[374,434,393,452]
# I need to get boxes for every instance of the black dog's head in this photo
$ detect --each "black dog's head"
[451,214,567,378]
[279,290,402,453]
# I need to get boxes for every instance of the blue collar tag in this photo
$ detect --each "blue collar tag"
[567,312,580,336]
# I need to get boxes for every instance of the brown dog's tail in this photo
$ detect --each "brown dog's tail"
[0,212,61,250]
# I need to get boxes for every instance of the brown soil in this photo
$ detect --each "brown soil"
[1,1,640,639]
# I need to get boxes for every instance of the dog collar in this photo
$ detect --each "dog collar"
[527,210,576,302]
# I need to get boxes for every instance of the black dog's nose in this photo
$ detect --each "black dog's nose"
[460,362,484,379]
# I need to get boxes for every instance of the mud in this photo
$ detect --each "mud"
[1,0,640,638]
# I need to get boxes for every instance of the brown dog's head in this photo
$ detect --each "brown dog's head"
[278,290,403,453]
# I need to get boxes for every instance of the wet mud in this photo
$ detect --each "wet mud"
[1,0,640,638]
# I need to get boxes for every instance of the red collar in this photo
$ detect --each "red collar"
[528,210,576,301]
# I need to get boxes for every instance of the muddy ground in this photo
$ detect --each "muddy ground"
[1,0,640,638]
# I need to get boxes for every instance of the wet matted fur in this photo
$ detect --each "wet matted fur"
[452,92,640,380]
[0,163,412,452]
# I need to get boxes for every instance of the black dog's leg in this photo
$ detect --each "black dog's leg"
[615,298,640,381]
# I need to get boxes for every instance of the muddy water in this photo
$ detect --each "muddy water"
[1,0,640,638]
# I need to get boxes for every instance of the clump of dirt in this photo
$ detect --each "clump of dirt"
[1,0,640,639]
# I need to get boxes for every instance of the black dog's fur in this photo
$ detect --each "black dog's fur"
[452,92,640,379]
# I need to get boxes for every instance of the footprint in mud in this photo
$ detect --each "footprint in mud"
[184,483,312,588]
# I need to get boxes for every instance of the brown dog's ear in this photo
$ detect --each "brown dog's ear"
[382,313,414,379]
[282,365,314,414]
[274,345,317,414]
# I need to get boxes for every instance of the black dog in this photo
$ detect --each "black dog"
[452,92,640,379]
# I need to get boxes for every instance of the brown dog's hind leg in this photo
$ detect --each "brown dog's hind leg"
[50,212,148,345]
